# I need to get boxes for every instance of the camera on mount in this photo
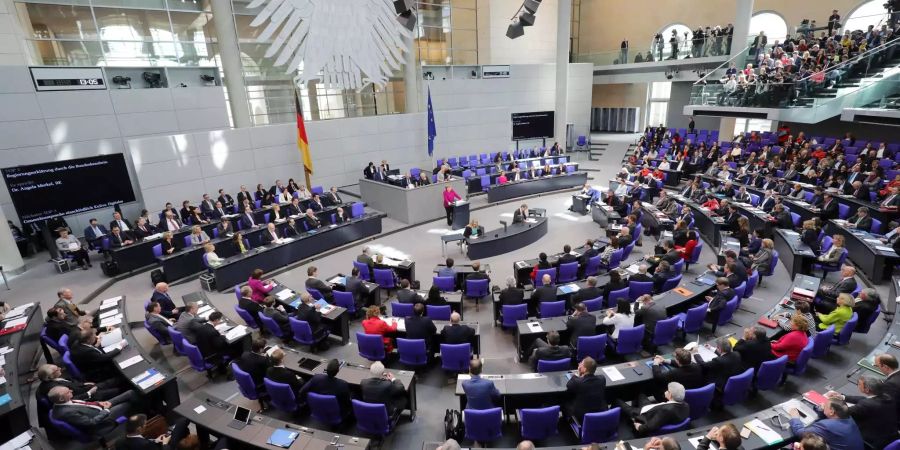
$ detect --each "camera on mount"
[142,72,162,88]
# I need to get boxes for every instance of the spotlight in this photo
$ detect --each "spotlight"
[200,74,215,82]
[142,72,162,88]
[394,0,417,31]
[506,19,525,39]
[112,75,131,89]
[665,70,673,80]
[523,0,541,13]
[519,11,536,26]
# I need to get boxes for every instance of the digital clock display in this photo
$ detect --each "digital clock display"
[36,78,104,87]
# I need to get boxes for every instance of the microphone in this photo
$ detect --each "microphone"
[500,220,508,233]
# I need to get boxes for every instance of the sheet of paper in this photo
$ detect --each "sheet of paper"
[100,314,123,328]
[100,296,122,307]
[103,340,126,353]
[689,437,718,450]
[197,305,213,316]
[0,430,34,450]
[0,377,6,385]
[864,238,882,244]
[225,325,248,341]
[527,322,543,332]
[99,308,120,319]
[100,328,123,347]
[2,317,26,329]
[118,355,144,369]
[0,347,12,355]
[602,366,625,382]
[137,372,166,390]
[193,405,207,414]
[696,344,718,362]
[7,303,33,316]
[745,418,783,445]
[876,245,895,252]
[214,323,232,333]
[275,289,294,301]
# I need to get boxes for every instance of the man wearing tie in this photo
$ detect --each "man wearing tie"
[217,188,235,210]
[83,218,108,249]
[236,185,253,206]
[851,181,871,201]
[240,206,257,229]
[108,226,133,248]
[325,186,343,206]
[109,211,130,233]
[150,282,179,318]
[269,179,285,197]
[48,385,137,437]
[820,193,839,220]
[881,186,900,208]
[199,194,216,217]
[162,211,182,232]
[262,223,281,245]
[303,209,321,230]
[310,194,325,211]
[286,198,303,217]
[209,201,228,220]
[132,217,154,241]
[847,167,862,184]
[846,207,873,231]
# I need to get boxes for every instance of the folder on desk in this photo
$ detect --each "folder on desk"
[267,429,299,448]
[757,317,778,328]
[802,390,828,408]
[672,287,692,297]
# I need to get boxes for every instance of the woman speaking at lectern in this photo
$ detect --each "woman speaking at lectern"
[443,185,462,226]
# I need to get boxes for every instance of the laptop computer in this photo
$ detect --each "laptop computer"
[227,406,252,430]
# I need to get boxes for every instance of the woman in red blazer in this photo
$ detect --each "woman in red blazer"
[362,305,398,352]
[247,268,274,303]
[676,231,699,261]
[770,314,810,362]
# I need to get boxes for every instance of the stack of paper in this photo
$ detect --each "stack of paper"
[745,418,783,445]
[103,340,126,353]
[602,366,625,381]
[99,314,123,328]
[527,322,543,332]
[0,430,34,450]
[275,290,294,301]
[225,325,248,341]
[100,296,122,309]
[696,344,718,362]
[688,437,718,449]
[100,328,123,347]
[99,308,120,319]
[1,317,26,330]
[137,372,166,390]
[118,355,144,369]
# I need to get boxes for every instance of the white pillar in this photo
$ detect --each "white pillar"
[555,0,572,148]
[730,0,755,58]
[210,0,252,128]
[0,209,25,273]
[404,33,420,114]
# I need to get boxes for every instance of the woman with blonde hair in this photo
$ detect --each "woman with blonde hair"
[751,238,774,274]
[770,314,809,362]
[817,293,854,333]
[203,243,222,267]
[189,225,210,246]
[817,234,844,264]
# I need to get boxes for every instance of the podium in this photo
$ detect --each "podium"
[451,201,470,230]
[571,194,590,215]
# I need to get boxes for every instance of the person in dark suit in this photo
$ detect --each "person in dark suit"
[236,186,253,207]
[851,181,871,201]
[565,356,607,423]
[298,359,353,415]
[109,211,131,235]
[466,261,490,284]
[294,292,328,338]
[108,226,133,248]
[83,218,109,248]
[150,282,179,318]
[324,187,343,207]
[48,385,136,437]
[827,376,899,450]
[512,204,529,224]
[815,265,857,313]
[649,348,705,401]
[69,328,125,382]
[846,206,873,232]
[557,244,578,266]
[461,359,500,410]
[194,312,231,366]
[305,266,334,301]
[527,330,574,371]
[705,277,735,327]
[130,217,155,241]
[117,414,191,450]
[333,207,350,224]
[629,264,654,283]
[45,307,77,342]
[174,302,203,344]
[265,349,306,397]
[441,312,475,345]
[819,193,839,221]
[37,364,122,404]
[566,303,597,348]
[145,302,173,340]
[575,275,605,304]
[881,186,900,208]
[217,189,235,210]
[261,223,281,245]
[344,268,367,312]
[697,338,744,390]
[404,303,437,352]
[618,382,691,437]
[634,294,667,349]
[578,239,599,268]
[499,277,525,305]
[285,198,304,217]
[309,194,325,212]
[199,194,216,217]
[869,354,900,418]
[262,299,293,340]
[733,327,774,372]
[239,206,257,230]
[531,274,558,303]
[236,338,270,390]
[361,361,407,419]
[395,279,421,304]
[651,261,674,294]
[771,204,794,229]
[282,218,303,237]
[303,209,321,230]
[357,247,375,272]
[237,286,265,330]
[853,288,880,331]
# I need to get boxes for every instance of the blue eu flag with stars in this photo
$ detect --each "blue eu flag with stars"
[427,86,436,157]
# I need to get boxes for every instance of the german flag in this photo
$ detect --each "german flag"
[295,90,313,174]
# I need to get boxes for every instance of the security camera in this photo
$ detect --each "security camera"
[200,74,215,83]
[142,72,162,88]
[112,76,131,89]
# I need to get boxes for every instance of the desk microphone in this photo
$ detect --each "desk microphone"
[500,220,508,233]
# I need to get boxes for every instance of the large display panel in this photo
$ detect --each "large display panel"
[512,111,555,140]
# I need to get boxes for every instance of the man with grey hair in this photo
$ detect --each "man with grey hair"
[55,288,87,324]
[516,441,536,450]
[826,376,898,449]
[698,337,743,390]
[174,301,203,343]
[361,361,407,419]
[48,385,138,435]
[617,381,690,437]
[37,363,121,402]
[630,263,653,283]
[238,285,264,329]
[853,287,881,329]
[573,276,602,303]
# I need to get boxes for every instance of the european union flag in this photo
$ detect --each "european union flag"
[427,86,436,157]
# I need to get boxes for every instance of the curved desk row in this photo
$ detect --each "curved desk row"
[487,172,588,203]
[180,292,254,348]
[0,303,43,442]
[471,163,580,196]
[267,282,352,345]
[671,194,724,248]
[512,238,610,287]
[175,392,370,450]
[212,213,385,290]
[825,221,899,284]
[466,217,549,260]
[105,295,181,408]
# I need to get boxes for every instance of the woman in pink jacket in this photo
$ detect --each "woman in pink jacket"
[443,185,462,226]
[247,268,274,303]
[771,314,810,363]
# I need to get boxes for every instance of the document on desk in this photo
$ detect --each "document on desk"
[118,355,144,369]
[197,305,213,315]
[328,276,346,285]
[215,323,233,334]
[225,325,248,341]
[625,264,640,274]
[526,321,543,332]
[558,284,580,294]
[688,437,718,450]
[100,296,122,308]
[7,302,33,316]
[864,238,882,244]
[0,429,34,450]
[602,366,625,382]
[2,317,26,329]
[696,344,718,362]
[876,245,895,252]
[99,314,123,328]
[103,340,126,353]
[135,370,166,390]
[745,418,783,445]
[193,405,207,414]
[275,289,294,301]
[100,328,123,347]
[99,308,120,319]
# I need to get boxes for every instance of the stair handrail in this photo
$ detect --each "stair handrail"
[694,40,755,85]
[793,37,900,83]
